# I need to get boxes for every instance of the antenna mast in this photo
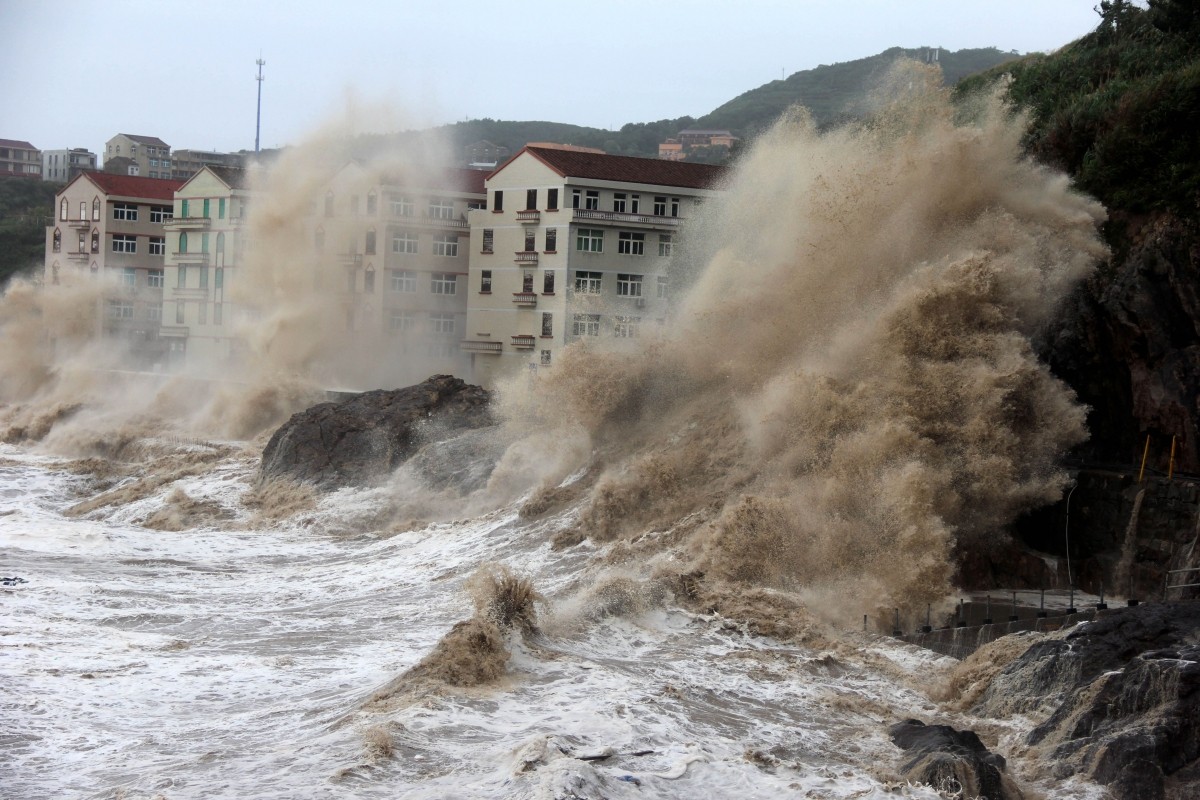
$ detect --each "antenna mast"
[255,56,266,153]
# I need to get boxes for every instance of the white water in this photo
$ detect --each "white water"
[0,443,1111,800]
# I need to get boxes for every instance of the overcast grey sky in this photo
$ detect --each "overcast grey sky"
[2,0,1102,157]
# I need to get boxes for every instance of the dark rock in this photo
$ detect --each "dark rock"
[259,375,494,489]
[888,719,1020,800]
[972,602,1200,800]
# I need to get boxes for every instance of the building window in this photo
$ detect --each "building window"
[91,230,99,253]
[480,270,492,293]
[390,270,416,292]
[146,305,162,322]
[658,234,673,257]
[671,197,680,217]
[547,188,558,211]
[214,303,223,325]
[108,300,134,319]
[576,228,603,253]
[657,275,669,299]
[148,269,164,288]
[121,267,137,288]
[391,196,414,217]
[525,189,537,210]
[177,265,187,289]
[432,234,459,257]
[585,190,599,210]
[392,231,418,254]
[149,237,165,256]
[203,199,210,218]
[77,232,86,253]
[218,198,226,219]
[179,232,188,253]
[541,349,552,366]
[215,268,224,289]
[176,301,185,324]
[53,228,61,252]
[201,233,209,253]
[630,194,640,213]
[543,270,555,294]
[367,192,377,215]
[617,273,643,297]
[618,232,645,256]
[112,235,137,254]
[388,309,415,333]
[364,267,375,294]
[428,198,454,219]
[572,313,600,336]
[365,229,376,255]
[613,193,627,213]
[493,190,503,212]
[523,271,534,292]
[324,192,334,217]
[79,202,87,220]
[571,189,581,209]
[215,233,225,266]
[482,229,493,253]
[653,196,667,216]
[574,270,602,294]
[541,312,553,337]
[181,199,189,218]
[613,315,641,338]
[524,231,535,253]
[430,313,456,335]
[430,273,457,295]
[545,228,556,252]
[92,197,100,220]
[150,206,172,223]
[199,266,209,289]
[60,199,67,220]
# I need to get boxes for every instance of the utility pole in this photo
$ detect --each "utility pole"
[255,56,266,153]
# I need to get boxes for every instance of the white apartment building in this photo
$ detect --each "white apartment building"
[0,139,41,177]
[44,171,184,366]
[104,134,172,179]
[161,166,254,371]
[41,148,98,182]
[463,146,724,387]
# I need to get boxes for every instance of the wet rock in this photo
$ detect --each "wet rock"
[888,719,1020,800]
[972,602,1200,800]
[259,375,493,489]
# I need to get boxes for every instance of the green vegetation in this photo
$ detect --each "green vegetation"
[0,177,59,286]
[957,0,1200,220]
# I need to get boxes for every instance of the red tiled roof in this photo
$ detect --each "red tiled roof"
[76,170,184,201]
[205,165,254,190]
[375,166,487,195]
[0,139,38,150]
[116,134,170,147]
[499,146,726,190]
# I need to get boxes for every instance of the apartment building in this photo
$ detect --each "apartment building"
[171,149,246,181]
[464,146,725,387]
[104,134,172,178]
[160,166,255,371]
[0,139,41,177]
[41,148,98,182]
[44,171,184,366]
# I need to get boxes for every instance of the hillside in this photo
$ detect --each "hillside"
[0,177,58,286]
[957,0,1200,472]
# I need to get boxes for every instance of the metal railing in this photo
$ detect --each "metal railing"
[1163,567,1200,600]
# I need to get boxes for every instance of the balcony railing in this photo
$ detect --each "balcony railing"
[512,292,537,306]
[158,325,189,338]
[510,335,536,349]
[460,340,502,353]
[514,251,538,264]
[66,218,92,229]
[390,213,469,229]
[516,210,540,223]
[66,251,90,262]
[172,251,210,264]
[339,253,363,266]
[572,208,683,227]
[165,216,211,230]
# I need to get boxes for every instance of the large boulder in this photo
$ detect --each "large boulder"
[888,719,1020,800]
[259,375,493,489]
[972,602,1200,800]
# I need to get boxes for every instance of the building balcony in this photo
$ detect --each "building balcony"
[516,210,540,223]
[165,217,211,231]
[172,251,210,265]
[510,334,536,349]
[158,325,189,338]
[461,340,502,353]
[572,208,682,227]
[514,251,538,264]
[339,253,364,266]
[391,214,469,229]
[66,250,90,262]
[66,218,93,229]
[172,287,210,299]
[512,292,538,306]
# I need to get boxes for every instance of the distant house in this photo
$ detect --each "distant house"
[104,134,172,179]
[41,148,97,183]
[0,139,42,178]
[464,140,510,170]
[171,149,247,182]
[464,146,725,386]
[103,156,138,176]
[657,139,685,161]
[658,130,739,161]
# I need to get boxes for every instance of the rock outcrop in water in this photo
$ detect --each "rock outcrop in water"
[971,602,1200,800]
[259,375,493,489]
[888,719,1019,800]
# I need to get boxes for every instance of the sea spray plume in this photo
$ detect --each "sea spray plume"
[496,61,1107,623]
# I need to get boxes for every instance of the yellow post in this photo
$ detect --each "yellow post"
[1138,435,1150,483]
[1168,435,1177,480]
